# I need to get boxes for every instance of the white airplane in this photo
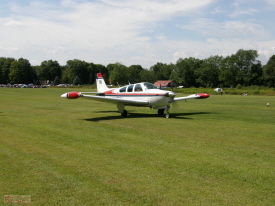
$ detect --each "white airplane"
[61,73,210,118]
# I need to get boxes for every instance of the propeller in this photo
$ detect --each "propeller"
[166,92,180,110]
[169,97,181,110]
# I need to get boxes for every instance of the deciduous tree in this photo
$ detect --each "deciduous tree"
[263,55,275,87]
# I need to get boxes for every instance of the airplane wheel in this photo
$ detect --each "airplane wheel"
[121,110,127,116]
[158,109,165,115]
[166,113,170,118]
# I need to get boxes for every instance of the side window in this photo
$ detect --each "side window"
[119,87,126,92]
[127,85,133,92]
[134,84,143,92]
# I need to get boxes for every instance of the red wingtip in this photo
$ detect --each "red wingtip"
[67,92,81,99]
[198,93,210,98]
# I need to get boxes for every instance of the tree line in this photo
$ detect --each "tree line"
[1,49,275,88]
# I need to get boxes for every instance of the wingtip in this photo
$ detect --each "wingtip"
[61,92,81,99]
[198,93,210,98]
[61,93,67,98]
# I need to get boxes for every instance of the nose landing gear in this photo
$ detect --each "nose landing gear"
[165,106,170,118]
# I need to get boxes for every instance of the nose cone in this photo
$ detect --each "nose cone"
[166,91,176,98]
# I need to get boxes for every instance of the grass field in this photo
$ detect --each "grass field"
[1,88,275,205]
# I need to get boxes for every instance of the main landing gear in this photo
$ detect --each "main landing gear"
[117,104,128,117]
[121,110,128,117]
[158,109,165,115]
[158,106,170,118]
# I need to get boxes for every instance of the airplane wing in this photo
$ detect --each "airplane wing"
[61,92,149,106]
[82,94,149,105]
[172,93,210,102]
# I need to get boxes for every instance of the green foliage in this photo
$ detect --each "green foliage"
[150,62,172,81]
[195,55,223,87]
[73,75,82,85]
[219,49,261,87]
[8,58,36,84]
[53,76,60,85]
[263,55,275,87]
[1,49,275,88]
[109,63,129,85]
[139,69,155,83]
[172,86,275,96]
[39,60,62,81]
[8,61,20,84]
[236,84,242,89]
[65,59,89,84]
[127,65,143,83]
[0,57,15,84]
[171,57,203,87]
[61,67,71,84]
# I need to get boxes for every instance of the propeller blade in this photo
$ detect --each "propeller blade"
[171,100,180,109]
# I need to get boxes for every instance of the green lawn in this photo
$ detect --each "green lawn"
[1,88,274,205]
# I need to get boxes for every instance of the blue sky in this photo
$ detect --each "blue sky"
[1,0,275,68]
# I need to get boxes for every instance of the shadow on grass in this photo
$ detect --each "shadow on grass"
[82,111,215,122]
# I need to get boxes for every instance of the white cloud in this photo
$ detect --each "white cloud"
[0,0,275,67]
[265,0,275,6]
[176,18,269,42]
[229,8,258,18]
[0,0,215,67]
[4,20,24,26]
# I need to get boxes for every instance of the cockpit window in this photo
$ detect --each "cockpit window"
[144,82,158,90]
[119,87,126,92]
[127,85,133,92]
[134,84,143,92]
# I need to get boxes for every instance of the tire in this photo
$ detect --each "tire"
[121,110,128,116]
[158,109,165,115]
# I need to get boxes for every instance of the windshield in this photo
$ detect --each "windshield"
[144,82,158,90]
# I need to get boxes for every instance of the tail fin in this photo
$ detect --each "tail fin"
[96,73,109,93]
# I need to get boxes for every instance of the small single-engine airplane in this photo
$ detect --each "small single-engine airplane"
[61,73,210,118]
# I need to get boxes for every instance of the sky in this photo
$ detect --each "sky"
[1,0,275,68]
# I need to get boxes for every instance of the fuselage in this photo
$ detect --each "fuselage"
[104,82,175,109]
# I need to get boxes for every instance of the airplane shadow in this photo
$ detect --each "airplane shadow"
[82,111,215,122]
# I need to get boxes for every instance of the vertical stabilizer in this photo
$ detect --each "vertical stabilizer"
[96,73,109,93]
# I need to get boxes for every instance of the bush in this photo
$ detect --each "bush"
[236,84,242,89]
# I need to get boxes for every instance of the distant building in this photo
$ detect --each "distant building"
[154,80,174,88]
